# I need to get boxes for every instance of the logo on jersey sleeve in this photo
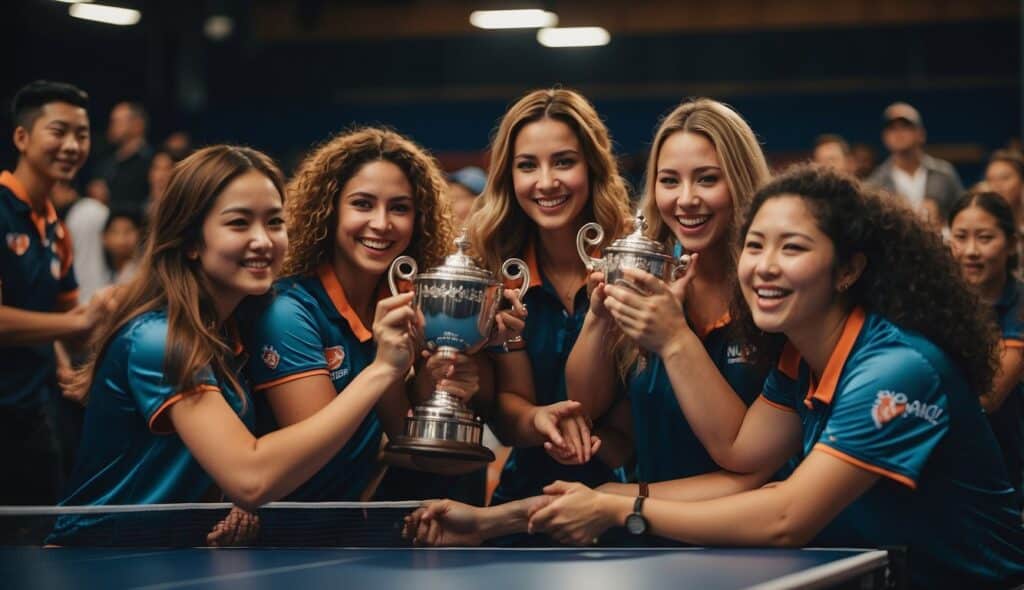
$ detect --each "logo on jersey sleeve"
[6,233,29,256]
[871,389,944,429]
[324,346,346,370]
[261,345,280,370]
[324,345,350,380]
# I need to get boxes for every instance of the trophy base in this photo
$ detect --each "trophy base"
[383,390,495,474]
[387,436,495,467]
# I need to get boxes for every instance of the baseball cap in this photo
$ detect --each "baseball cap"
[449,166,487,197]
[883,102,923,127]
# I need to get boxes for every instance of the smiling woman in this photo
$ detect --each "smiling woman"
[49,145,420,545]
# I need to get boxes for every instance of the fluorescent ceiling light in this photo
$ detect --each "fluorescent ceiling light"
[537,26,610,47]
[55,1,92,4]
[69,3,141,25]
[470,9,557,30]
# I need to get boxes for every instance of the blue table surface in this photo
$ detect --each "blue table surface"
[0,546,888,590]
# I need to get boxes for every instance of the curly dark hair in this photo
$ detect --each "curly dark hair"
[734,164,998,395]
[283,127,453,277]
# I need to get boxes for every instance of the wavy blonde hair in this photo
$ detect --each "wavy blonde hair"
[617,99,772,379]
[283,127,453,277]
[467,88,632,274]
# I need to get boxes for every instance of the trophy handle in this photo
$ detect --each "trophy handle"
[388,256,418,296]
[501,258,531,304]
[671,253,692,281]
[576,222,604,271]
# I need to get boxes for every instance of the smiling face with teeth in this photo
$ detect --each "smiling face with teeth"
[738,195,850,339]
[15,101,90,184]
[512,118,590,234]
[196,170,288,320]
[653,132,734,258]
[333,160,415,280]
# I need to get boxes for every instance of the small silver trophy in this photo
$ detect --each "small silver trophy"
[386,232,529,466]
[577,211,688,291]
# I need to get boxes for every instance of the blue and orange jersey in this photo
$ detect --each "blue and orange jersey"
[989,278,1023,494]
[242,264,382,501]
[628,315,779,483]
[48,310,252,543]
[492,243,626,504]
[760,307,1024,587]
[0,171,78,408]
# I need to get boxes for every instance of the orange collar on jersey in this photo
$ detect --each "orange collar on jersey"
[803,306,866,409]
[0,171,57,241]
[520,240,545,290]
[317,263,374,343]
[694,311,731,340]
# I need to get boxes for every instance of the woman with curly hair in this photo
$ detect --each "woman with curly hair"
[466,88,635,507]
[243,127,465,501]
[565,98,782,494]
[949,191,1024,496]
[50,146,420,543]
[522,165,1024,587]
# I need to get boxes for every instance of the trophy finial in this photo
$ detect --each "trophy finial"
[453,229,470,254]
[633,210,648,235]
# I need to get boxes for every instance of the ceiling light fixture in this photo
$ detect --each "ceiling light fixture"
[537,26,610,47]
[469,9,558,30]
[69,3,141,26]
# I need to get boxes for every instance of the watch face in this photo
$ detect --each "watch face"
[625,513,647,535]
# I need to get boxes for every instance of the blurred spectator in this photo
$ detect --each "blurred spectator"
[97,101,152,214]
[850,143,876,179]
[101,208,142,285]
[65,181,109,302]
[162,131,192,159]
[985,149,1024,229]
[867,102,964,216]
[447,166,486,227]
[812,134,856,175]
[51,180,79,218]
[144,149,186,214]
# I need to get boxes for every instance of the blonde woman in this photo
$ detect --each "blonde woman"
[566,98,782,493]
[467,88,634,506]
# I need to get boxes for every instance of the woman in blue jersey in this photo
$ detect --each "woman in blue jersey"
[408,166,1024,587]
[51,146,420,543]
[526,165,1024,587]
[949,191,1024,497]
[465,88,635,505]
[242,127,487,502]
[565,98,781,491]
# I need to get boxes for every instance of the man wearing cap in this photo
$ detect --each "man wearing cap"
[447,166,487,227]
[867,102,963,216]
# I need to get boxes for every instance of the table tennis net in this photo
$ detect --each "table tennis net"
[0,501,422,548]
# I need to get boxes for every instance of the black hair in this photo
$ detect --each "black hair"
[735,164,998,396]
[11,80,89,130]
[103,207,144,234]
[948,191,1019,273]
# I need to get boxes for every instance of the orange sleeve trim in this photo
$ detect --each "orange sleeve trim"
[253,368,330,392]
[1001,338,1024,350]
[55,289,79,312]
[813,443,917,490]
[758,394,798,413]
[148,384,221,435]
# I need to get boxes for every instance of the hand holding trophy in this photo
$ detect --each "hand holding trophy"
[386,230,529,467]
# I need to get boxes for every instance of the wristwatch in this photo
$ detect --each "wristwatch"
[624,496,648,535]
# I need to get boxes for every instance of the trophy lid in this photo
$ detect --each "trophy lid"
[420,230,496,282]
[605,211,671,258]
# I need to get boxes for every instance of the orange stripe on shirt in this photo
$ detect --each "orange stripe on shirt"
[148,384,221,435]
[253,368,331,392]
[758,394,797,414]
[1001,338,1024,350]
[813,442,917,490]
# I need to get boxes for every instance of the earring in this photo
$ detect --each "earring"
[837,280,851,293]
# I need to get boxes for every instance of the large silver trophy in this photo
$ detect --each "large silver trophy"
[577,211,688,290]
[386,231,529,466]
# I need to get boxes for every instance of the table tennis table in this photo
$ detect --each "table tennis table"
[1,546,891,589]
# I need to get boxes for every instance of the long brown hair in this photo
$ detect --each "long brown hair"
[467,88,632,274]
[72,145,286,402]
[283,127,453,277]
